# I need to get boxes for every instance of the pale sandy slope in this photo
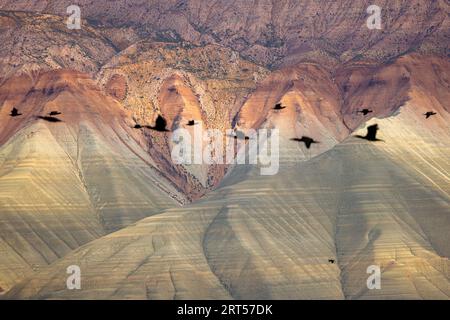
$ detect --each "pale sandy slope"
[5,100,449,299]
[0,70,183,292]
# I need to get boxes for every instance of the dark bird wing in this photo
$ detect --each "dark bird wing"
[366,124,378,140]
[37,116,62,123]
[10,108,22,116]
[155,115,167,130]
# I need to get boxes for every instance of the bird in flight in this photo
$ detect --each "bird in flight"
[147,115,169,132]
[37,116,62,123]
[273,103,286,110]
[291,136,320,149]
[355,124,382,141]
[48,111,62,116]
[9,107,22,117]
[424,111,437,119]
[328,259,335,264]
[357,108,373,116]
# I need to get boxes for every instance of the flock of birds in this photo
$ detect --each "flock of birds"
[130,103,433,148]
[134,116,199,132]
[133,115,169,132]
[9,107,63,122]
[273,105,438,148]
[8,103,438,147]
[6,102,440,267]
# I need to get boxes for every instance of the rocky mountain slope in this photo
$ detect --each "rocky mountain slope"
[0,0,448,67]
[0,69,184,291]
[0,1,448,298]
[6,93,449,299]
[3,52,449,299]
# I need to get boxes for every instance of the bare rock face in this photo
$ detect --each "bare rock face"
[95,41,268,198]
[105,74,128,101]
[6,93,449,299]
[0,1,448,299]
[235,63,349,163]
[0,0,448,66]
[0,69,183,292]
[336,54,450,129]
[0,11,117,76]
[2,51,449,299]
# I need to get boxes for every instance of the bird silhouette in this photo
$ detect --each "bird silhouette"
[48,111,62,116]
[357,108,373,116]
[37,116,62,122]
[424,111,437,119]
[291,136,320,149]
[273,103,286,110]
[187,120,196,126]
[355,124,382,141]
[328,259,335,264]
[9,107,22,117]
[147,115,169,132]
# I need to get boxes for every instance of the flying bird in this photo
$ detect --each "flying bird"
[291,136,320,149]
[9,107,22,117]
[328,259,335,264]
[37,116,62,123]
[424,111,437,119]
[357,108,373,116]
[48,111,62,116]
[273,103,286,110]
[187,120,196,126]
[355,124,382,141]
[147,115,169,132]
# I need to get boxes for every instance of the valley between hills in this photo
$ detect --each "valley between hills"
[0,1,448,299]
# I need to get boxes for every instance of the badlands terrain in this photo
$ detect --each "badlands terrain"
[0,1,449,299]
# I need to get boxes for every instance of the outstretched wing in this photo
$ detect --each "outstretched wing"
[366,124,378,140]
[156,115,167,129]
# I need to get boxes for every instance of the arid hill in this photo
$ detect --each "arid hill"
[0,1,448,298]
[0,0,448,67]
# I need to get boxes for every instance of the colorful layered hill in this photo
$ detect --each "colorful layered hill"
[0,1,448,299]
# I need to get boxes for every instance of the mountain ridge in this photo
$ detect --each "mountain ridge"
[0,1,448,298]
